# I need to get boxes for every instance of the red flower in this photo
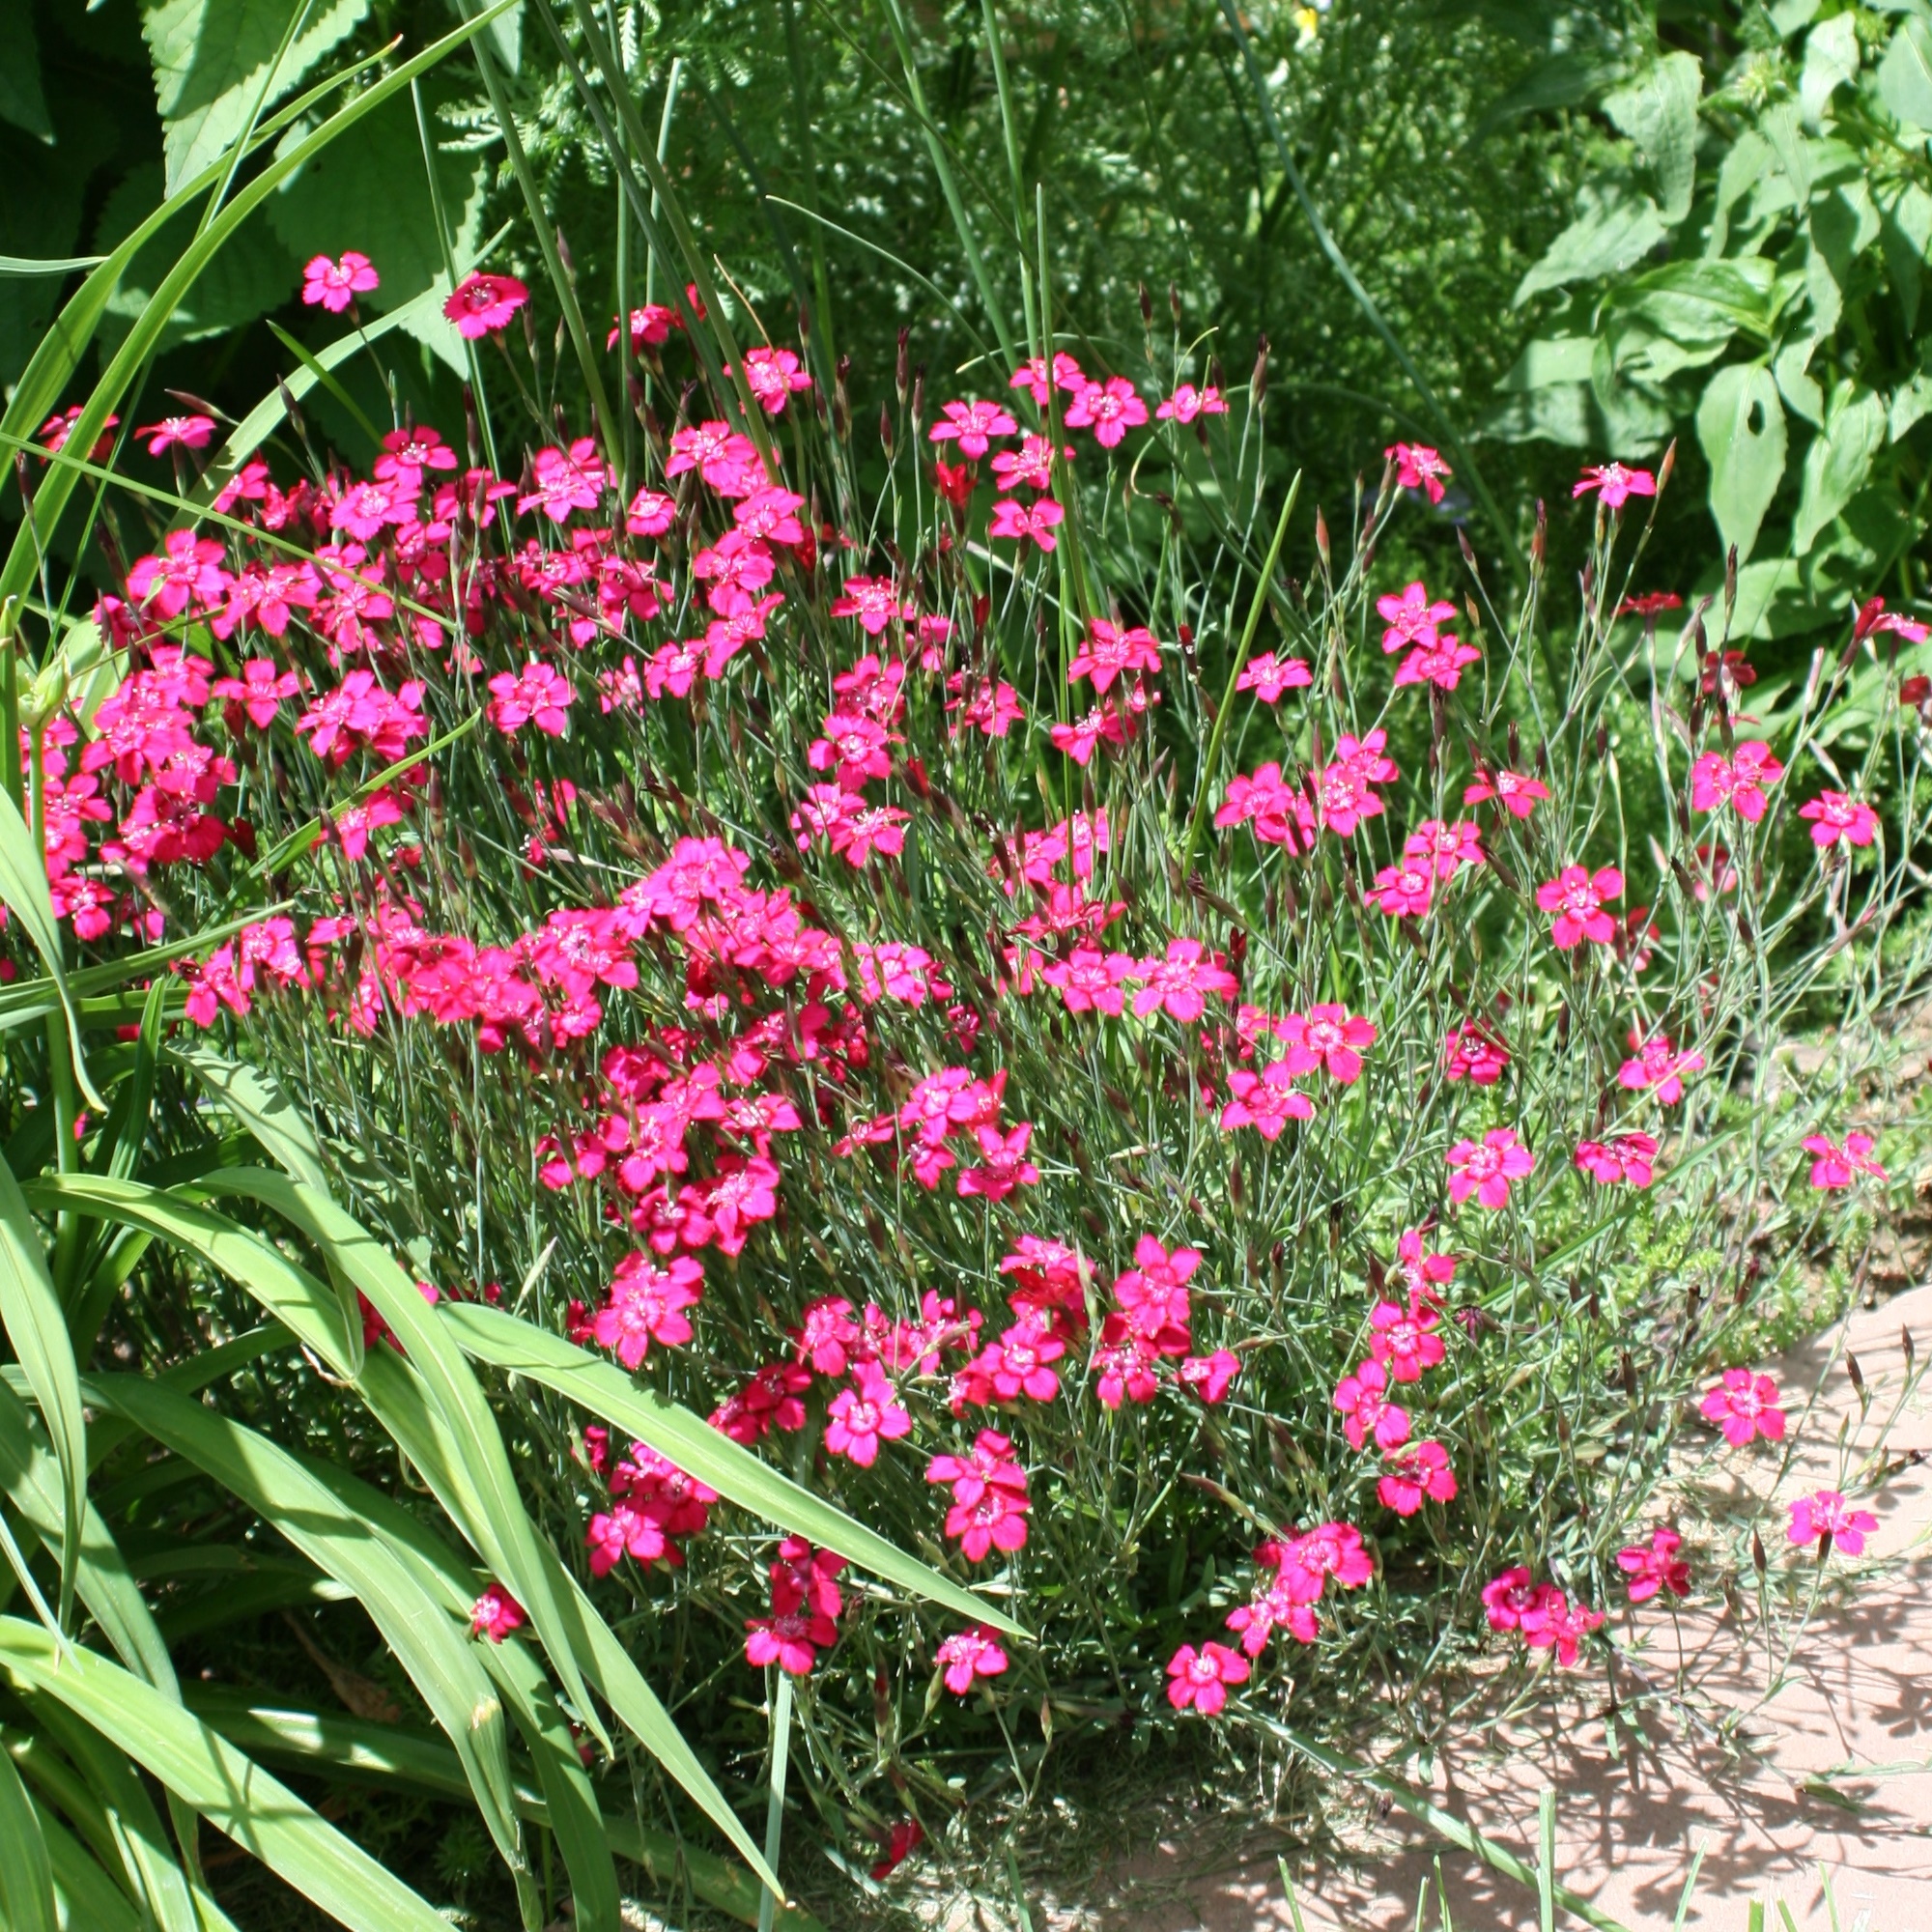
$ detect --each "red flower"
[1616,1529,1690,1604]
[1165,1640,1250,1715]
[1378,1438,1456,1516]
[470,1582,526,1641]
[1803,1131,1887,1190]
[936,1625,1009,1694]
[1535,864,1622,949]
[444,271,530,338]
[1385,442,1451,504]
[1573,462,1655,508]
[1333,1359,1410,1451]
[870,1820,926,1881]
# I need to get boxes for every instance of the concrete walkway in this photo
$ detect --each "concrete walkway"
[1080,1283,1932,1932]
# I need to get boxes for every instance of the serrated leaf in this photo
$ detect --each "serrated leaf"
[143,0,371,192]
[0,1618,451,1932]
[0,0,52,143]
[1604,51,1702,222]
[1696,362,1787,561]
[0,1155,86,1629]
[0,1747,55,1932]
[1794,382,1887,553]
[441,1300,1025,1637]
[1881,14,1932,128]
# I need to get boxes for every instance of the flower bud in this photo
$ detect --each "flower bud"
[1250,333,1268,413]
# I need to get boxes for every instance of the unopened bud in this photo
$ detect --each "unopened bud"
[1169,283,1182,327]
[1314,508,1330,573]
[1751,1529,1767,1577]
[1657,438,1677,497]
[1250,333,1269,412]
[895,327,910,404]
[879,403,893,459]
[1138,280,1153,327]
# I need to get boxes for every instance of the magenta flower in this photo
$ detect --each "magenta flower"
[1366,860,1433,920]
[1394,637,1483,691]
[469,1582,526,1641]
[1069,616,1163,692]
[589,1252,702,1368]
[1276,1004,1376,1083]
[587,1503,679,1577]
[738,346,812,414]
[1219,1061,1314,1139]
[956,1122,1039,1203]
[825,1362,912,1466]
[1063,375,1148,446]
[943,1475,1031,1560]
[1442,1022,1509,1087]
[1385,442,1451,503]
[519,438,609,521]
[1446,1129,1533,1209]
[1482,1567,1541,1632]
[1690,742,1783,821]
[1165,1640,1250,1715]
[487,661,575,737]
[1156,383,1229,423]
[444,270,530,338]
[1699,1368,1785,1447]
[1130,938,1238,1023]
[302,251,379,312]
[1215,762,1317,851]
[1391,1229,1458,1300]
[929,398,1018,458]
[1618,1030,1703,1104]
[1236,651,1312,701]
[1376,580,1457,652]
[1799,790,1880,848]
[988,495,1064,550]
[1803,1131,1887,1190]
[1574,1132,1658,1189]
[746,1607,838,1675]
[1787,1490,1877,1556]
[1369,1294,1445,1383]
[1009,351,1087,404]
[937,1625,1009,1694]
[1378,1439,1456,1517]
[1463,767,1549,818]
[1179,1349,1240,1404]
[968,1319,1065,1403]
[1573,462,1656,508]
[1333,1358,1412,1451]
[1519,1588,1605,1665]
[1404,818,1484,881]
[136,414,214,456]
[1617,1529,1690,1605]
[1536,864,1623,949]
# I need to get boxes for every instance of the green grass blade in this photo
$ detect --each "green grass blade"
[0,790,104,1110]
[0,1746,57,1932]
[36,1799,143,1932]
[1671,1842,1706,1930]
[0,1618,452,1932]
[0,1154,86,1630]
[26,1176,358,1377]
[87,1373,526,1878]
[263,319,386,450]
[756,1671,793,1932]
[1538,1787,1556,1932]
[442,1300,1025,1636]
[0,254,108,277]
[164,1046,330,1193]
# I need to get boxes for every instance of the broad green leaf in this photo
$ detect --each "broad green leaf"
[1880,14,1932,129]
[1728,558,1804,640]
[1612,257,1776,346]
[165,1046,329,1192]
[0,1155,86,1626]
[0,1619,450,1932]
[1696,362,1787,561]
[1892,355,1932,440]
[39,1801,143,1932]
[202,1169,603,1753]
[1775,333,1826,427]
[1604,51,1702,222]
[1794,382,1887,553]
[0,1746,56,1932]
[1498,338,1596,390]
[87,1374,525,1873]
[1515,183,1666,305]
[441,1301,1025,1636]
[1801,13,1861,126]
[0,789,103,1109]
[1882,181,1932,331]
[0,0,52,143]
[25,1174,358,1376]
[1708,129,1777,256]
[143,0,371,191]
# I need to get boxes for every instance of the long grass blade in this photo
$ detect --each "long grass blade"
[0,790,104,1110]
[0,1746,57,1932]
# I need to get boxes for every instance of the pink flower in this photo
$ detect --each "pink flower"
[746,1607,838,1674]
[738,346,812,414]
[1442,1022,1509,1086]
[587,1503,680,1577]
[1574,1132,1659,1188]
[1446,1129,1533,1209]
[1618,1030,1704,1105]
[1041,947,1135,1016]
[1369,1294,1445,1383]
[1787,1490,1877,1556]
[1799,790,1880,848]
[1165,1641,1250,1715]
[302,251,379,312]
[937,1625,1009,1694]
[941,1470,1032,1561]
[1069,617,1163,693]
[1463,768,1549,818]
[1156,383,1228,424]
[1218,1061,1314,1139]
[825,1362,913,1466]
[969,1320,1065,1403]
[1617,1529,1690,1605]
[1394,637,1483,691]
[929,398,1018,458]
[1276,1005,1376,1083]
[1690,742,1783,821]
[1131,939,1239,1023]
[1333,1358,1411,1451]
[589,1252,703,1368]
[1009,352,1087,404]
[1481,1567,1541,1632]
[1803,1131,1887,1190]
[1179,1349,1240,1404]
[1235,652,1312,701]
[1366,860,1434,920]
[956,1123,1040,1203]
[1405,819,1484,881]
[1536,864,1623,949]
[1855,596,1929,644]
[1385,442,1451,504]
[444,271,530,338]
[989,495,1064,550]
[1519,1588,1605,1665]
[1313,731,1397,836]
[1215,762,1316,850]
[487,661,574,737]
[1573,463,1656,508]
[1378,1439,1456,1516]
[1064,376,1149,447]
[1377,581,1458,652]
[1699,1368,1786,1447]
[519,439,609,521]
[790,1296,863,1377]
[470,1582,526,1641]
[136,414,214,456]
